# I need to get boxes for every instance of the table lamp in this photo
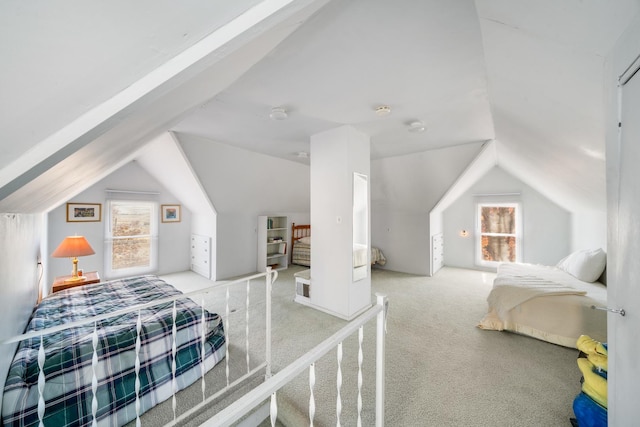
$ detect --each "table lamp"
[52,235,95,283]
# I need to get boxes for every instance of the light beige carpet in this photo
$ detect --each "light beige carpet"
[137,266,581,426]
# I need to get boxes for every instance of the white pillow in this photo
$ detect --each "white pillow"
[297,236,311,245]
[556,248,607,282]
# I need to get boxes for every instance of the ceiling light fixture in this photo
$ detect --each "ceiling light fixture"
[408,120,426,133]
[269,107,288,120]
[375,105,391,116]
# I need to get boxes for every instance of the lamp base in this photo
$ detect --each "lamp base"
[64,258,85,283]
[64,275,86,284]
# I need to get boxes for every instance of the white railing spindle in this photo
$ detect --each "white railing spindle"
[357,326,364,427]
[376,293,387,427]
[246,279,250,373]
[134,310,142,427]
[265,267,275,378]
[37,335,45,427]
[336,342,343,427]
[91,322,99,427]
[270,392,278,426]
[225,286,230,386]
[201,297,207,403]
[309,363,316,427]
[171,301,178,421]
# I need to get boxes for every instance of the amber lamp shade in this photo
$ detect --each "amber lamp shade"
[52,236,95,282]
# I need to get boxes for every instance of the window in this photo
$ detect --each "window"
[105,200,158,278]
[476,203,521,266]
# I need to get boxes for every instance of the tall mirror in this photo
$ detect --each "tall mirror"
[353,173,368,281]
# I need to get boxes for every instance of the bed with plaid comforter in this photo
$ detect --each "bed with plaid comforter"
[2,275,225,427]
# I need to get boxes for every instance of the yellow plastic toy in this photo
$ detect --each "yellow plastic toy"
[577,357,607,408]
[577,335,607,357]
[576,334,608,372]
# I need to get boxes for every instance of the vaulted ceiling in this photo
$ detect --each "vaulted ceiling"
[1,0,638,214]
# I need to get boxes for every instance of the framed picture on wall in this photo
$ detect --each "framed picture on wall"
[67,203,102,222]
[161,204,181,223]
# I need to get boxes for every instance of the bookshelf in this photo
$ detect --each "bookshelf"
[257,215,288,272]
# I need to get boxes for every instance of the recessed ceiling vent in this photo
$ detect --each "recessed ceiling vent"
[270,107,288,120]
[408,120,426,133]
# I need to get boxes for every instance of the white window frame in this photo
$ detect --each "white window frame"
[475,202,522,267]
[104,199,158,279]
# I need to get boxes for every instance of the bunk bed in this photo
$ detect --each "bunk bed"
[2,275,226,427]
[290,223,387,267]
[477,249,608,348]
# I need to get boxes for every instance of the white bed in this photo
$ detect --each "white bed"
[478,249,608,348]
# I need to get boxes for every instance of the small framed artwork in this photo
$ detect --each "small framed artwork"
[161,204,181,223]
[67,203,102,222]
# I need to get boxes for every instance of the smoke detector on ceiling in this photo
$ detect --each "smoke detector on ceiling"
[375,105,391,116]
[270,107,288,120]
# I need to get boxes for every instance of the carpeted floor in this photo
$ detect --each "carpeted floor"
[138,265,581,426]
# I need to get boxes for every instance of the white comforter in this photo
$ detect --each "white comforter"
[488,263,589,318]
[478,263,607,348]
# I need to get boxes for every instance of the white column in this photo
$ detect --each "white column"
[310,125,371,320]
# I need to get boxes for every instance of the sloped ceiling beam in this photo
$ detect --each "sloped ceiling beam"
[134,132,215,216]
[0,0,330,213]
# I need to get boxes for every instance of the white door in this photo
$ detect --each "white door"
[610,57,640,424]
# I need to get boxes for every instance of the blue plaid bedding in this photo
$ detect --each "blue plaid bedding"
[2,275,226,427]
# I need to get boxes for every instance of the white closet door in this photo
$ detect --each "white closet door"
[609,57,640,424]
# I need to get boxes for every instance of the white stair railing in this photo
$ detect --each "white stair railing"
[200,293,388,427]
[169,268,277,425]
[1,268,278,427]
[3,271,388,427]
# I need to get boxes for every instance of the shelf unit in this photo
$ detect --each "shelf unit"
[257,215,288,272]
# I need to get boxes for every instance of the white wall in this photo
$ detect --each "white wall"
[443,166,571,270]
[216,211,310,279]
[371,209,430,275]
[571,211,607,252]
[47,161,191,286]
[216,212,255,278]
[180,135,490,278]
[370,142,485,275]
[178,134,311,279]
[0,213,43,404]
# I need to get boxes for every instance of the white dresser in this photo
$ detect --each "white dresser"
[191,234,212,279]
[431,233,444,275]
